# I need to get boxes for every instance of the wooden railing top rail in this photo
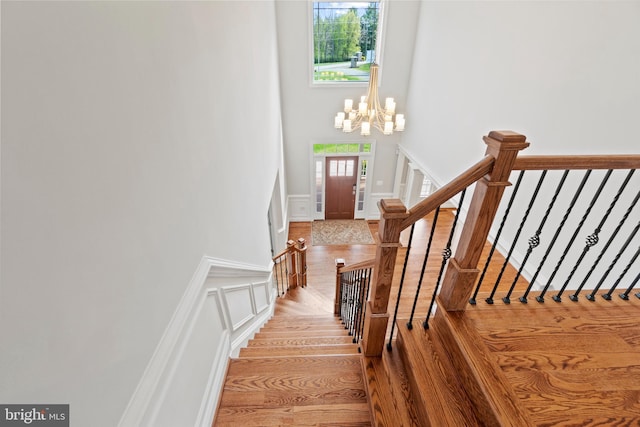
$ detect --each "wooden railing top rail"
[513,154,640,170]
[272,238,307,262]
[337,258,376,274]
[401,155,495,230]
[272,247,293,261]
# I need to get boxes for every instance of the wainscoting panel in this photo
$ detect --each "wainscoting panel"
[222,284,256,332]
[253,280,270,313]
[118,256,276,427]
[288,195,311,221]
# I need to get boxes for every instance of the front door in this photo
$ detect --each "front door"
[325,156,358,219]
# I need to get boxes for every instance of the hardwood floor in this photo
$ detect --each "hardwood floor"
[215,213,640,426]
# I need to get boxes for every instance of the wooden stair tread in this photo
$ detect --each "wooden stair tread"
[215,403,372,427]
[396,320,482,427]
[227,355,363,375]
[239,344,360,357]
[247,336,356,347]
[216,306,372,426]
[254,329,351,339]
[363,348,421,427]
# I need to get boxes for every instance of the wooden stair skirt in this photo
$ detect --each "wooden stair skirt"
[386,309,533,427]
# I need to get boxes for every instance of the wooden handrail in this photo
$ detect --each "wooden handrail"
[360,130,530,356]
[513,154,640,170]
[401,155,495,229]
[337,258,376,274]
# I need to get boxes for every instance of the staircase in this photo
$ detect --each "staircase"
[214,315,373,426]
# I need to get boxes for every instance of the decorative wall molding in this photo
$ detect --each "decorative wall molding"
[118,256,275,427]
[288,194,311,221]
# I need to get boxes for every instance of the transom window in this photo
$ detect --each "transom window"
[311,1,383,84]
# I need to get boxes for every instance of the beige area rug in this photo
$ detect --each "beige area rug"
[311,219,375,245]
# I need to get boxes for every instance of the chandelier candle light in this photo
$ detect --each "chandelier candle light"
[334,63,405,136]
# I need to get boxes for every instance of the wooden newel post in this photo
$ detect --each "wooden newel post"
[334,258,345,315]
[297,238,307,288]
[438,131,529,311]
[361,199,409,356]
[287,239,298,288]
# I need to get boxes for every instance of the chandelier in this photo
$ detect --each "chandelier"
[334,63,405,136]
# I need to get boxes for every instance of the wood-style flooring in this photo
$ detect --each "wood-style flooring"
[215,213,640,426]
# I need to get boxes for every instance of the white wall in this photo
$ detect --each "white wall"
[400,0,640,292]
[402,0,640,186]
[275,0,420,219]
[0,2,283,426]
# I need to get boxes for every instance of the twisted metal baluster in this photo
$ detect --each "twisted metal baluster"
[603,245,640,300]
[570,188,640,301]
[535,170,592,303]
[340,273,347,324]
[548,170,613,302]
[554,169,634,301]
[387,223,415,351]
[347,270,358,336]
[355,268,372,343]
[349,271,359,334]
[408,207,440,326]
[519,170,570,303]
[586,220,640,301]
[424,189,466,330]
[499,170,548,304]
[478,170,524,305]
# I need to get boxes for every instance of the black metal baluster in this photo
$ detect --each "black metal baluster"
[550,170,613,302]
[346,271,355,335]
[477,171,524,305]
[619,271,640,300]
[586,220,640,301]
[285,258,290,293]
[535,170,592,303]
[424,189,466,329]
[273,261,279,296]
[554,170,634,301]
[346,271,354,330]
[340,273,348,326]
[281,258,287,295]
[519,170,570,303]
[388,223,415,351]
[570,188,640,301]
[352,269,363,337]
[604,245,640,300]
[408,208,440,326]
[355,268,372,343]
[497,171,548,303]
[363,269,372,342]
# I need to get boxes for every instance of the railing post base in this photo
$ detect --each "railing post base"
[438,259,480,311]
[360,302,389,357]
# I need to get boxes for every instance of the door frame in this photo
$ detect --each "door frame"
[310,141,376,220]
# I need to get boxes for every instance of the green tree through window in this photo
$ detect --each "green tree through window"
[312,1,381,83]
